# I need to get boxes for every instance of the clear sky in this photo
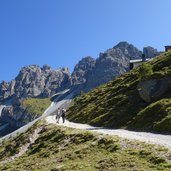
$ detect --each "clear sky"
[0,0,171,81]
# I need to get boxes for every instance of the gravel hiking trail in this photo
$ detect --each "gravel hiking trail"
[46,115,171,150]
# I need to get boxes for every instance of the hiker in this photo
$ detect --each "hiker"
[61,108,66,123]
[56,108,61,123]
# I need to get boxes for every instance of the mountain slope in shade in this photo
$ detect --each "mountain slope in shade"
[67,51,171,133]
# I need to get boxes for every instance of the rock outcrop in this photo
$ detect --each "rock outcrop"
[69,42,161,92]
[71,56,96,85]
[0,65,72,130]
[0,41,161,101]
[137,77,171,102]
[0,65,72,101]
[114,41,142,59]
[84,42,142,91]
[0,103,42,128]
[0,81,15,101]
[143,46,161,59]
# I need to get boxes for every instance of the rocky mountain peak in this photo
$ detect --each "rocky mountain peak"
[0,42,161,100]
[143,46,160,58]
[60,67,70,73]
[83,41,143,91]
[113,41,142,59]
[0,65,72,101]
[71,56,96,85]
[114,41,130,49]
[42,64,51,71]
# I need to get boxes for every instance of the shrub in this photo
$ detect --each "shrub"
[139,63,153,79]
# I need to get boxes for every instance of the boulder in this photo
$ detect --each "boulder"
[137,77,171,102]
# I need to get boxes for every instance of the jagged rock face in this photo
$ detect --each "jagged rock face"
[71,56,96,85]
[0,81,16,101]
[0,81,9,100]
[85,42,142,90]
[0,65,72,128]
[0,105,39,128]
[0,65,72,130]
[0,65,72,100]
[143,46,160,58]
[14,65,45,98]
[0,42,161,101]
[114,41,142,59]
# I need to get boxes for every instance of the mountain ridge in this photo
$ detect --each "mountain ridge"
[0,41,161,133]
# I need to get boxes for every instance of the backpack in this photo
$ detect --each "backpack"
[61,109,66,117]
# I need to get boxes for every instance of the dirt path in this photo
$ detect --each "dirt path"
[46,115,171,150]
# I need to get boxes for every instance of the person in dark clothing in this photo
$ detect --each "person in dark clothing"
[61,108,66,123]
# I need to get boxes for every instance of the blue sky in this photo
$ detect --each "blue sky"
[0,0,171,81]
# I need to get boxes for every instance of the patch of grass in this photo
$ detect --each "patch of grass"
[139,63,153,79]
[132,99,171,132]
[0,122,171,171]
[22,97,51,117]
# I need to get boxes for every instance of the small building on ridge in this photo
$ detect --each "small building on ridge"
[165,46,171,52]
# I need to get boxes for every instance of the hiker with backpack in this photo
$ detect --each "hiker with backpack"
[61,108,66,123]
[56,108,61,123]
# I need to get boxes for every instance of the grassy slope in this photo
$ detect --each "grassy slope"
[67,51,171,133]
[133,99,171,132]
[22,97,51,117]
[0,121,171,171]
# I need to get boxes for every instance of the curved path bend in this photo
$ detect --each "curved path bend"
[46,115,171,150]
